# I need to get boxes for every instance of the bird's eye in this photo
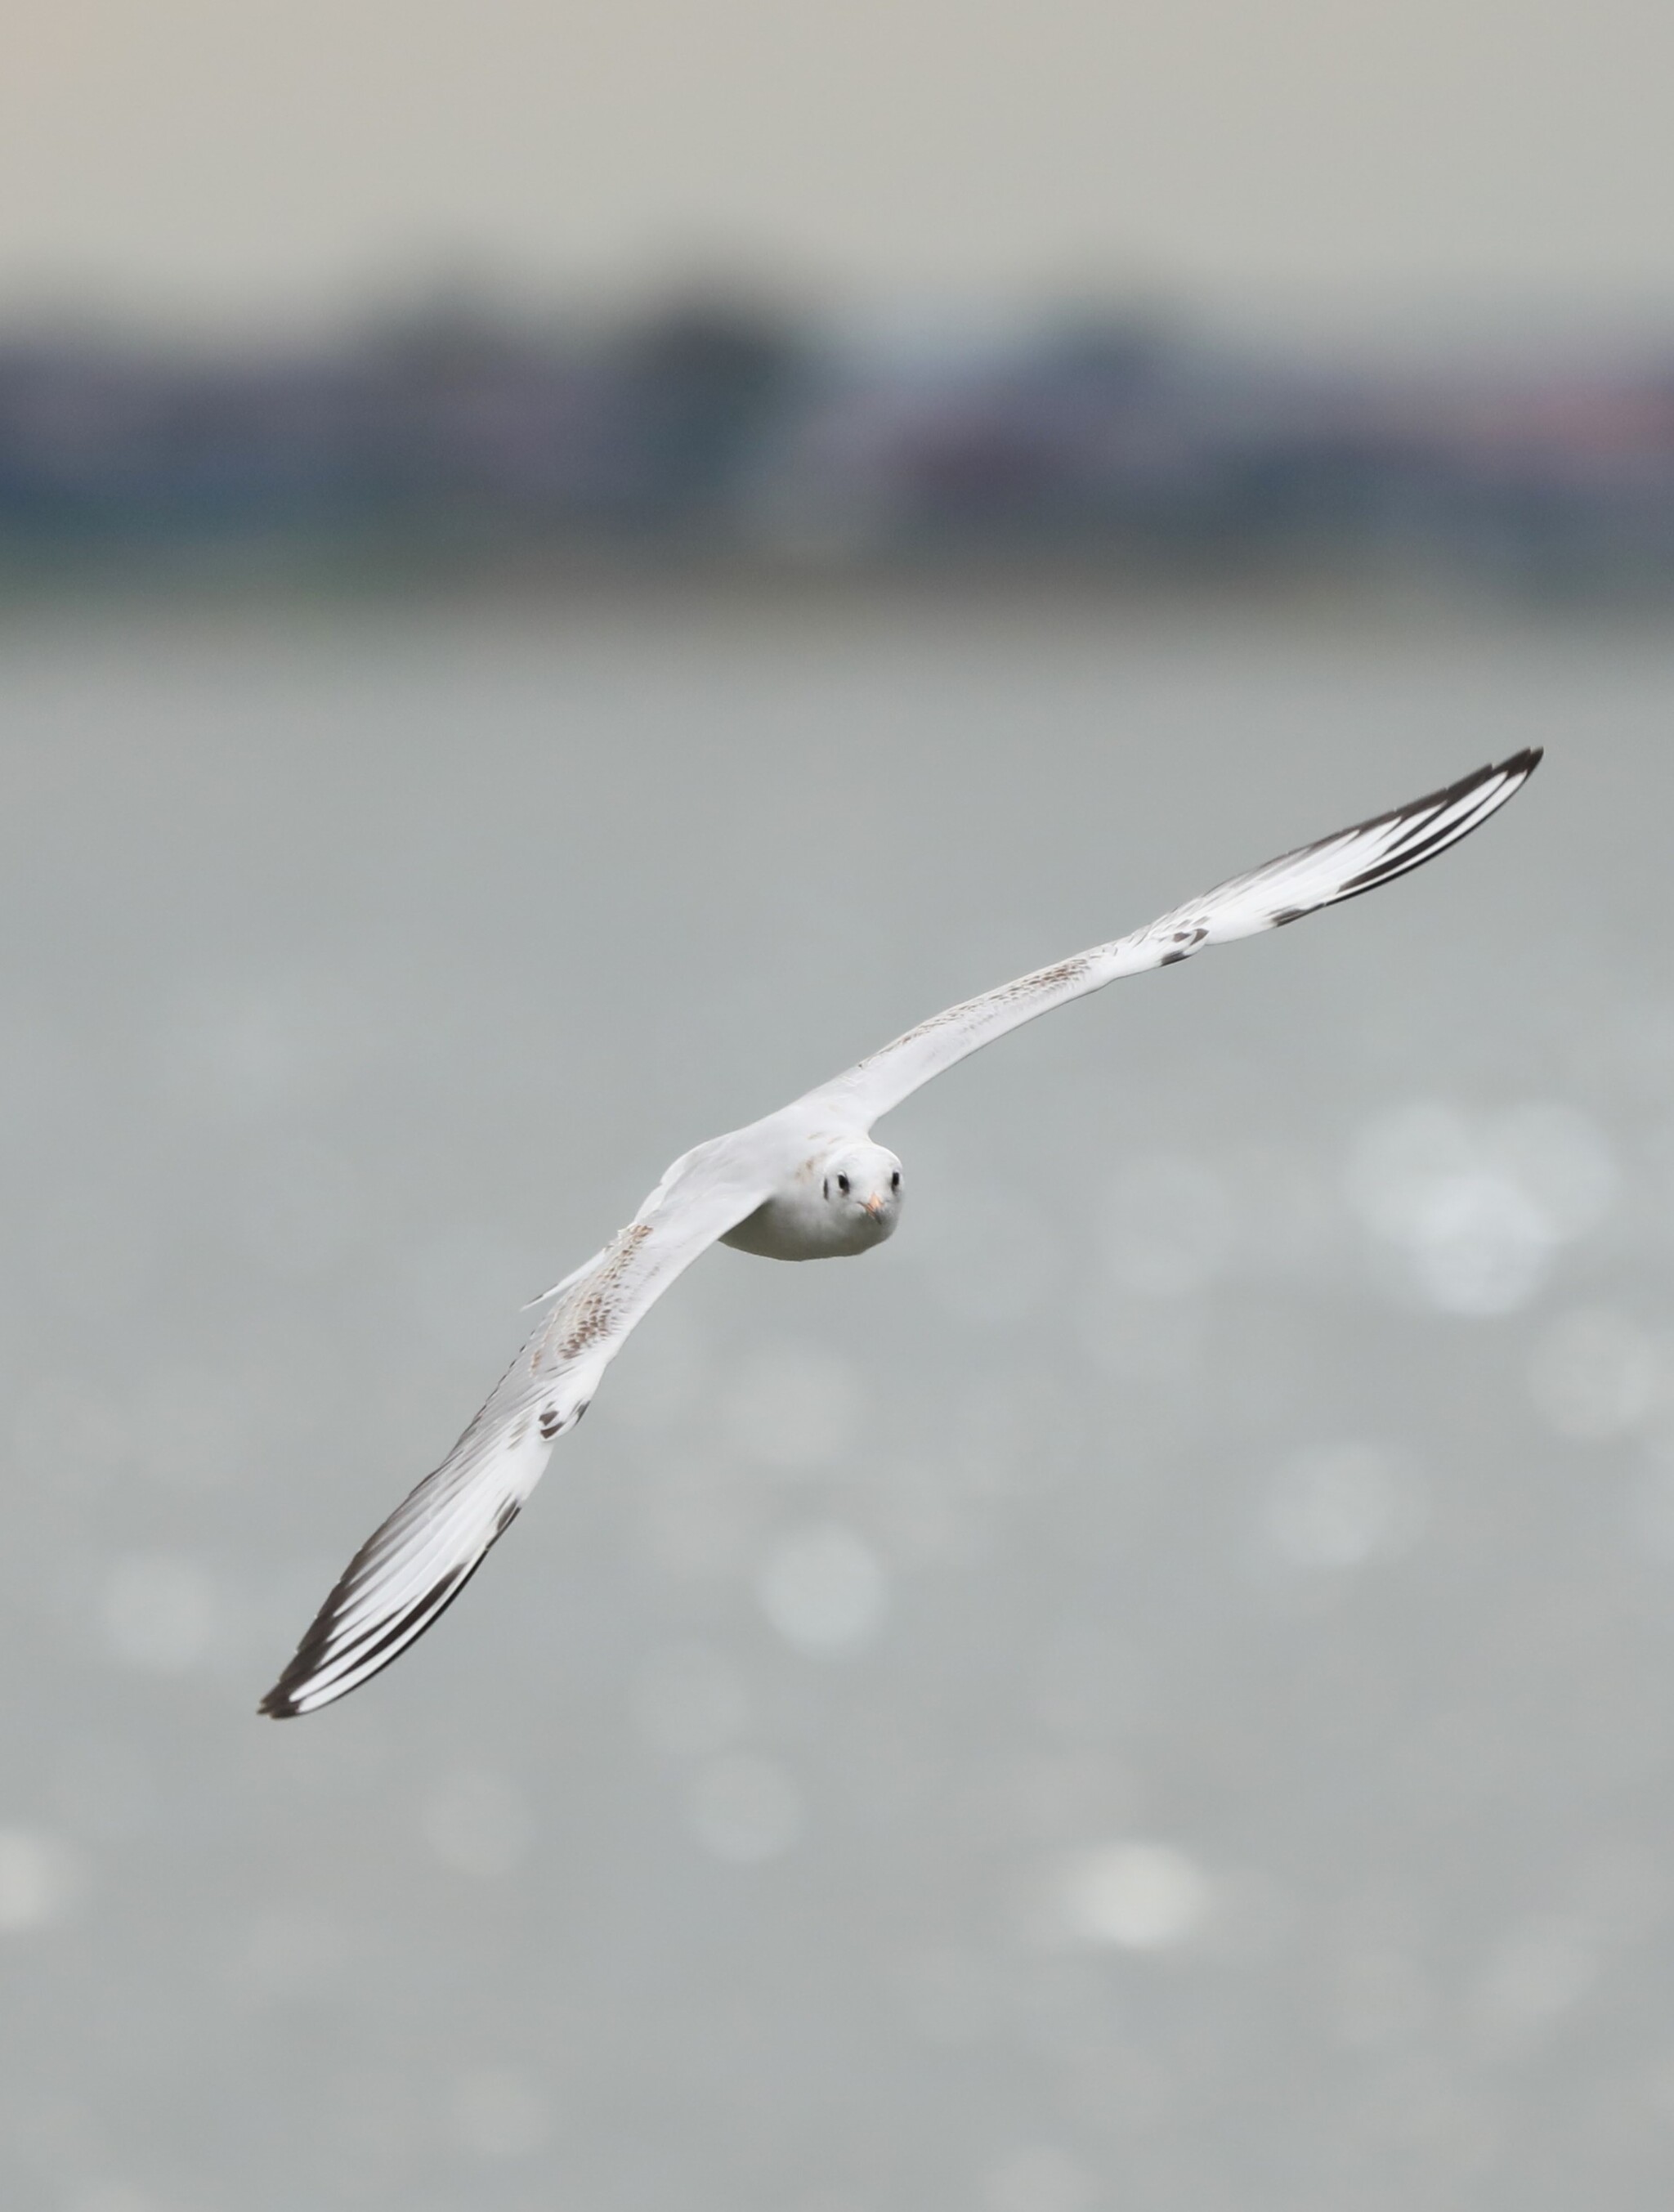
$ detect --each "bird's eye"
[837,1174,850,1193]
[891,1170,901,1189]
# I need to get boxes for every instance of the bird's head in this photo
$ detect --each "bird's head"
[819,1142,903,1240]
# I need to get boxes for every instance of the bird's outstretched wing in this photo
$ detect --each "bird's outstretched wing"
[815,751,1541,1126]
[261,1134,772,1717]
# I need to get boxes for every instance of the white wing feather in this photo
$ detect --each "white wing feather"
[814,751,1541,1127]
[261,1133,773,1716]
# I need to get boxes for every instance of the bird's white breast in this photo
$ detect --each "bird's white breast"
[721,1173,897,1261]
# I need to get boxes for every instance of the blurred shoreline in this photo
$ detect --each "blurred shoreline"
[7,559,1674,638]
[4,292,1674,602]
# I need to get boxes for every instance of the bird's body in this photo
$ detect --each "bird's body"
[720,1139,903,1260]
[262,750,1542,1719]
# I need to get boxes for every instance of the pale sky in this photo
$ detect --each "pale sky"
[4,0,1673,332]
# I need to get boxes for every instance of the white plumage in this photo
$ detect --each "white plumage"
[262,750,1539,1717]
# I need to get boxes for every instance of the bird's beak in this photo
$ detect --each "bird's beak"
[864,1195,884,1218]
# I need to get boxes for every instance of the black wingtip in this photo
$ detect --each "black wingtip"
[1430,749,1542,804]
[258,1563,365,1719]
[257,1536,505,1722]
[1338,749,1542,853]
[1432,748,1542,807]
[1315,746,1542,913]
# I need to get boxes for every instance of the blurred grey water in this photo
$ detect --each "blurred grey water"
[1,583,1672,2210]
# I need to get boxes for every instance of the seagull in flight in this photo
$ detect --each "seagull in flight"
[262,750,1540,1717]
